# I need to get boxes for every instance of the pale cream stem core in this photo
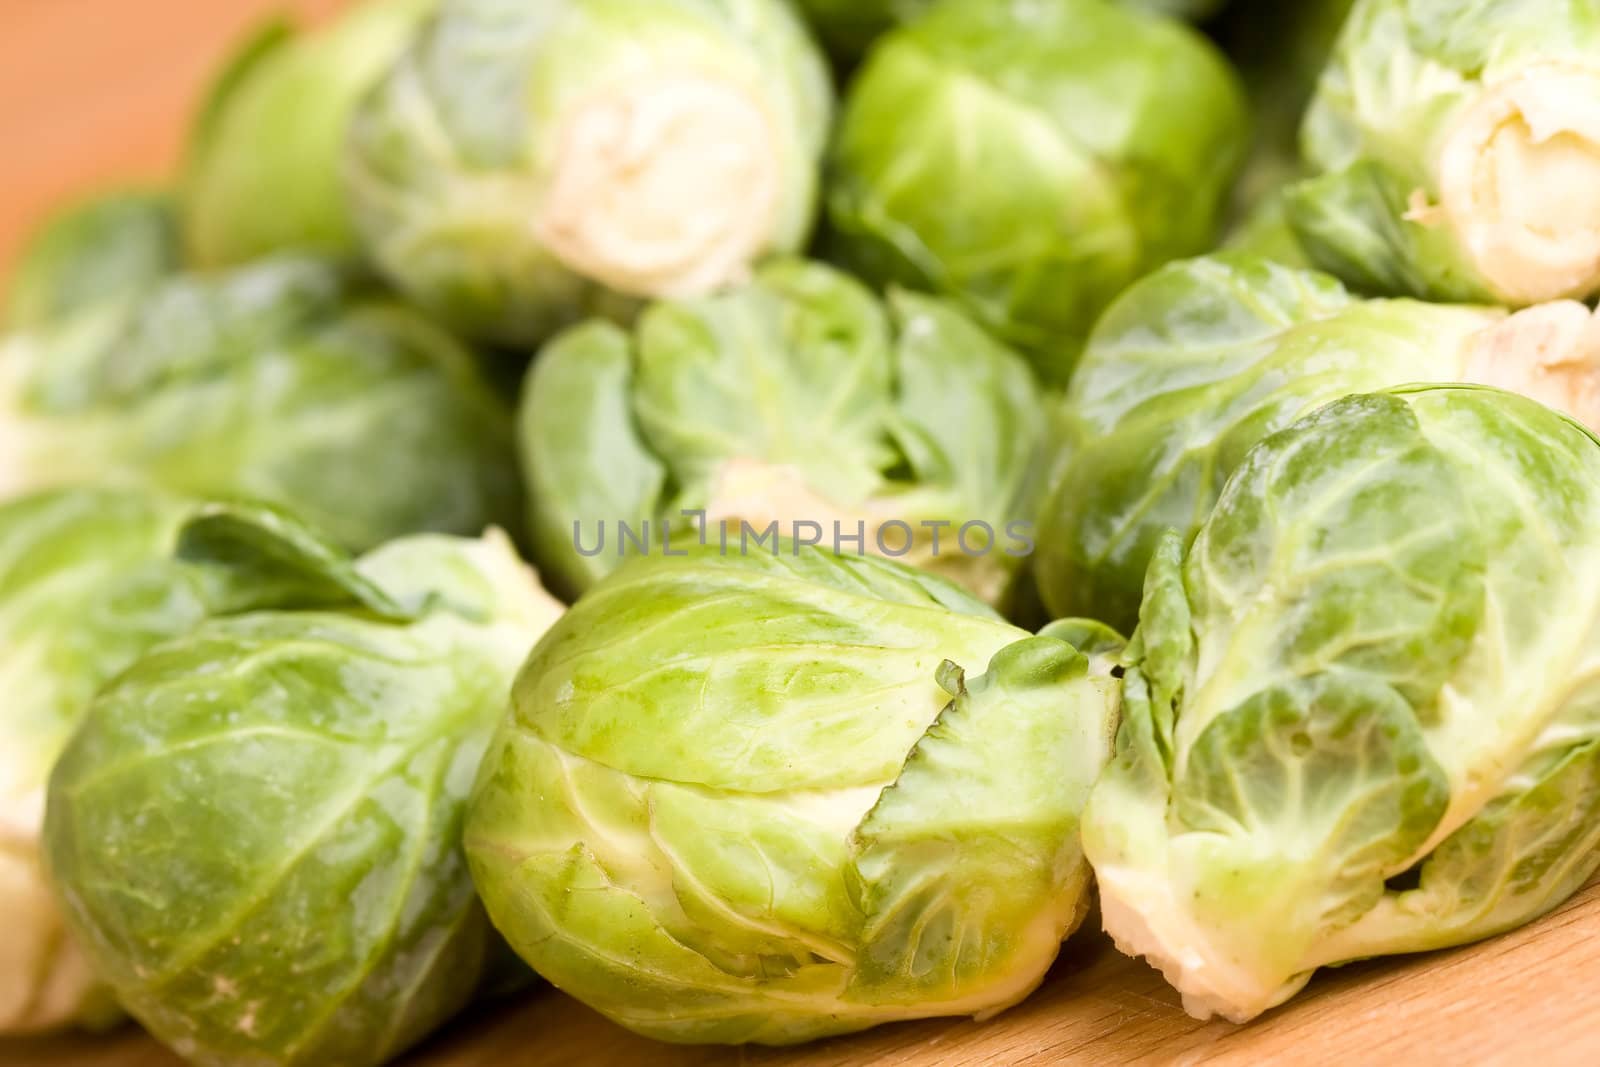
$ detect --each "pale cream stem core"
[701,458,865,541]
[0,668,114,1034]
[538,77,782,299]
[1093,866,1306,1024]
[467,528,567,640]
[1422,64,1600,304]
[1461,300,1600,430]
[0,797,110,1034]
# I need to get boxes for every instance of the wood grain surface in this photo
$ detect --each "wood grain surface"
[4,3,1600,1065]
[5,877,1600,1067]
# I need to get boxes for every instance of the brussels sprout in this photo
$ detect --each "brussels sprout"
[5,190,181,330]
[1035,253,1600,632]
[466,545,1119,1044]
[0,257,519,550]
[795,0,1221,60]
[1,490,450,1036]
[519,259,1044,606]
[1083,385,1600,1022]
[344,0,833,346]
[1287,0,1600,305]
[0,489,213,1034]
[183,0,435,268]
[45,509,563,1067]
[828,0,1249,383]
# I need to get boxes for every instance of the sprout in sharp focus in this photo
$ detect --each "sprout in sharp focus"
[1082,385,1600,1022]
[45,508,563,1067]
[827,0,1249,383]
[0,489,213,1035]
[344,0,834,346]
[518,259,1045,607]
[466,545,1120,1044]
[0,257,520,551]
[182,0,436,268]
[1034,252,1600,633]
[1288,0,1600,305]
[5,190,181,331]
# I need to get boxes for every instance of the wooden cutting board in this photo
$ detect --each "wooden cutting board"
[6,875,1600,1066]
[4,2,1600,1064]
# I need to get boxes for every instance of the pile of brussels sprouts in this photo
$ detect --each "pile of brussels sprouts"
[7,0,1600,1062]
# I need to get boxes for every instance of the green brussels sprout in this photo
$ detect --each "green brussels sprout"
[1287,0,1600,305]
[5,190,181,331]
[519,259,1045,607]
[466,545,1120,1044]
[828,0,1249,383]
[45,509,563,1067]
[343,0,834,346]
[1034,253,1600,632]
[183,0,435,268]
[0,489,212,1034]
[1082,385,1600,1021]
[0,257,519,550]
[794,0,1221,61]
[2,489,481,1035]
